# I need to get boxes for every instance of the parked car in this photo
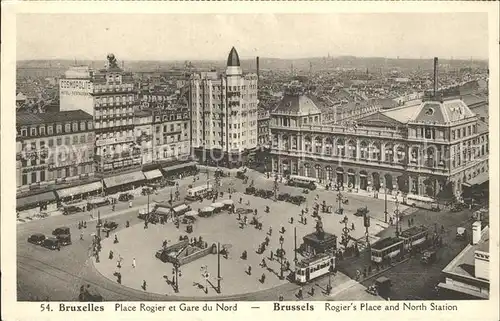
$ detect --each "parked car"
[42,237,61,250]
[366,276,392,296]
[182,215,197,224]
[52,227,70,237]
[103,221,118,231]
[354,206,369,217]
[141,186,155,196]
[57,234,72,246]
[63,206,83,215]
[118,193,134,202]
[79,285,103,302]
[245,187,256,195]
[421,250,437,264]
[165,180,176,186]
[456,227,467,240]
[236,171,247,180]
[28,233,46,245]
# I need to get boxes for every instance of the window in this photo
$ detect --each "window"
[72,123,78,132]
[31,172,37,183]
[73,135,78,144]
[56,125,62,134]
[31,128,37,136]
[184,123,188,129]
[22,174,27,185]
[65,124,71,132]
[87,122,93,130]
[40,127,46,135]
[80,122,86,130]
[40,170,45,181]
[65,137,70,145]
[80,135,86,143]
[452,130,456,140]
[48,139,54,147]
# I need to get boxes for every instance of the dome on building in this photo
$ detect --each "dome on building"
[227,47,241,67]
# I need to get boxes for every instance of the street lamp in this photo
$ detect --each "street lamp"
[172,262,181,293]
[279,235,284,280]
[217,242,221,294]
[273,176,279,202]
[382,181,388,223]
[336,186,343,214]
[201,265,209,294]
[394,198,401,238]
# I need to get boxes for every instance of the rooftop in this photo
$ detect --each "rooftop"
[17,110,93,126]
[372,237,403,250]
[442,227,489,283]
[399,225,428,239]
[272,94,322,116]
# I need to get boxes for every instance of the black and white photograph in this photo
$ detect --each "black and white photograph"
[1,2,499,320]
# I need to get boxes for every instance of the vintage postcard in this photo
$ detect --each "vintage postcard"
[1,1,499,321]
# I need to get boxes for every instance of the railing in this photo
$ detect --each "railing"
[270,124,407,139]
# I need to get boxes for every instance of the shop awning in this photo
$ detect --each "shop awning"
[173,204,188,212]
[55,181,103,199]
[156,207,171,215]
[202,206,214,212]
[17,191,57,209]
[463,172,489,188]
[103,171,146,188]
[408,194,435,203]
[212,203,224,209]
[88,197,108,205]
[185,210,198,216]
[143,169,163,180]
[222,200,234,205]
[162,161,197,173]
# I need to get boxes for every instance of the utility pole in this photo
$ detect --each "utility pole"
[273,176,279,202]
[394,199,401,238]
[294,226,298,263]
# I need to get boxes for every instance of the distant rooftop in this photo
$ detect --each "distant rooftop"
[17,110,93,126]
[272,93,322,116]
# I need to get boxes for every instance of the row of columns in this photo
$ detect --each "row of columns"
[271,156,445,197]
[273,133,446,167]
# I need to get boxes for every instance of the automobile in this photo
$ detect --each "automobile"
[52,227,70,237]
[118,193,134,202]
[421,250,437,264]
[165,180,177,186]
[278,193,290,201]
[182,215,197,224]
[366,276,392,296]
[57,234,72,246]
[103,221,118,231]
[245,187,256,195]
[63,205,83,215]
[28,233,46,245]
[79,285,103,302]
[42,237,61,250]
[354,206,369,217]
[235,208,253,215]
[456,227,467,240]
[141,186,155,196]
[236,171,247,180]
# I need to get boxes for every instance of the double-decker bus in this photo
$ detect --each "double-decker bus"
[295,253,335,284]
[287,175,317,190]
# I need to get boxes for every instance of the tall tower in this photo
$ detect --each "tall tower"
[189,47,258,168]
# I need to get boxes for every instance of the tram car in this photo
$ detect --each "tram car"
[370,237,404,263]
[295,253,335,284]
[399,225,429,252]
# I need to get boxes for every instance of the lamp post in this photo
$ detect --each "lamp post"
[273,176,279,202]
[217,242,221,294]
[294,226,298,263]
[382,182,388,223]
[394,198,401,238]
[172,262,181,293]
[336,186,343,214]
[201,265,209,294]
[279,235,284,280]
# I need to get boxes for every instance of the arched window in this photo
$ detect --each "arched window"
[396,145,406,164]
[305,136,312,152]
[385,144,394,162]
[337,138,345,157]
[360,141,368,159]
[315,137,323,154]
[282,135,289,150]
[348,140,356,158]
[325,138,333,155]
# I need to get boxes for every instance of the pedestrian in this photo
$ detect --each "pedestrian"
[83,221,87,228]
[117,260,121,269]
[129,200,132,208]
[310,286,315,296]
[261,273,266,283]
[239,197,242,204]
[270,250,274,260]
[114,235,119,244]
[408,219,411,228]
[304,217,307,225]
[248,265,252,275]
[351,222,355,231]
[132,257,136,268]
[290,217,294,224]
[268,227,272,236]
[80,231,84,240]
[109,250,114,260]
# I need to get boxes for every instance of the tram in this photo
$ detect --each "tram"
[295,253,335,284]
[370,226,429,263]
[287,175,317,190]
[370,237,404,263]
[399,225,429,251]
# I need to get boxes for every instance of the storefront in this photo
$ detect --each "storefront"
[161,161,198,179]
[143,169,164,183]
[17,191,58,212]
[103,171,146,194]
[55,181,104,203]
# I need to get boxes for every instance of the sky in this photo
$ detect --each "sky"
[16,13,489,61]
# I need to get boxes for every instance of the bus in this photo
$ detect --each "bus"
[295,253,335,284]
[287,175,317,190]
[185,184,213,200]
[370,237,404,263]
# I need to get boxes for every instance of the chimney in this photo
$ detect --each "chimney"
[433,57,438,97]
[472,221,482,245]
[256,56,260,80]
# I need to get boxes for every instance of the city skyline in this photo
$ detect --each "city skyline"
[17,13,489,61]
